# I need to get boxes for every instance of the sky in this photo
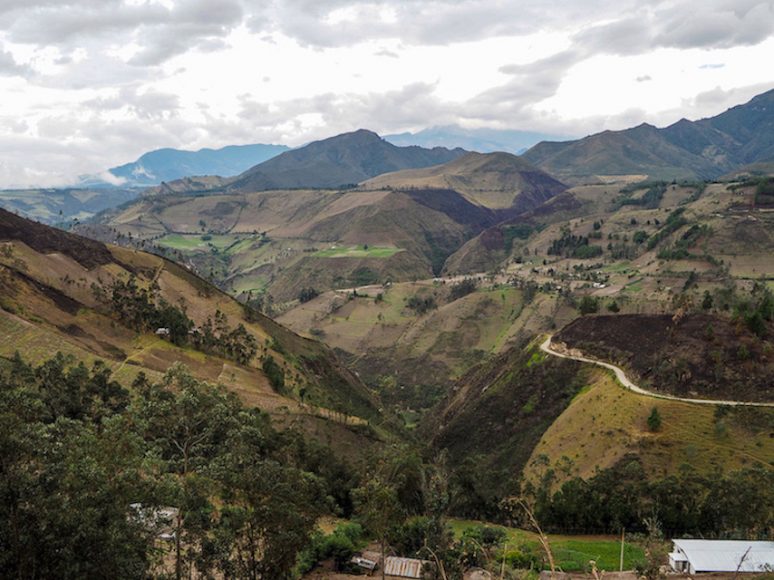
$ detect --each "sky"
[0,0,773,188]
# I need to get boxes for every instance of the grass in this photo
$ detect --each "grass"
[524,370,774,485]
[623,278,644,293]
[156,233,246,252]
[313,245,404,258]
[448,519,645,572]
[602,261,633,274]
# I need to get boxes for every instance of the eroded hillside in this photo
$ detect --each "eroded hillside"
[0,208,391,458]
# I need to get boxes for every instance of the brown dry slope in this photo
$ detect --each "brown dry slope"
[361,151,566,210]
[0,208,390,457]
[554,314,774,403]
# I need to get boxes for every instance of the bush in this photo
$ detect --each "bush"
[406,294,437,315]
[647,407,662,432]
[572,245,603,259]
[449,278,477,301]
[578,296,599,315]
[298,287,320,303]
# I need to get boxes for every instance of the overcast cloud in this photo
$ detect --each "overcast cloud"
[0,0,773,187]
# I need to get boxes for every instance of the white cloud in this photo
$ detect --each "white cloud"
[0,0,772,187]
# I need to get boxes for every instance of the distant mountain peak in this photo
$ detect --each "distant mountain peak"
[226,129,468,192]
[523,86,774,181]
[80,142,290,188]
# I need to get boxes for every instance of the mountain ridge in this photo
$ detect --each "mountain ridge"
[81,142,289,188]
[523,87,774,181]
[226,129,468,192]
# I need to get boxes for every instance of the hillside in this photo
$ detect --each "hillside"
[523,87,774,181]
[226,129,467,192]
[0,208,389,454]
[424,337,773,517]
[82,142,289,187]
[278,279,577,415]
[554,314,774,402]
[361,151,566,209]
[0,187,140,224]
[86,166,563,304]
[421,341,587,506]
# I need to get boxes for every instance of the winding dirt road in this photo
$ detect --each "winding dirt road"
[539,335,774,408]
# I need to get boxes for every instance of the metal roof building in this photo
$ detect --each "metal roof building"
[669,539,774,574]
[383,556,432,579]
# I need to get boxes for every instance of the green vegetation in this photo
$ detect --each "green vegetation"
[298,287,320,303]
[646,208,688,250]
[527,457,772,536]
[0,355,357,579]
[449,278,478,301]
[548,227,603,259]
[448,520,646,572]
[313,245,404,258]
[406,293,438,314]
[502,223,537,252]
[156,233,245,252]
[578,295,599,315]
[647,407,662,431]
[656,224,710,260]
[618,182,667,209]
[102,277,258,364]
[350,266,380,286]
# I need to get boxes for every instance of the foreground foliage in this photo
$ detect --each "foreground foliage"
[0,353,355,579]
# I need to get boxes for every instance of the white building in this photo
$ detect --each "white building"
[669,539,774,574]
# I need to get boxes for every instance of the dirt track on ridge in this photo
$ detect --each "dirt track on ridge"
[539,336,774,407]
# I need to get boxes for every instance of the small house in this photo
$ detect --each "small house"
[384,556,433,579]
[669,539,774,574]
[350,555,378,572]
[155,327,170,336]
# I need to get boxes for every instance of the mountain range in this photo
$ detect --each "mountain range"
[80,142,290,188]
[225,129,467,191]
[523,87,774,181]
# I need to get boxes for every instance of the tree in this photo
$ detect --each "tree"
[702,291,713,311]
[647,407,662,432]
[579,295,599,315]
[354,475,403,580]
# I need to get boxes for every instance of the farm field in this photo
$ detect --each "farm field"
[313,245,404,258]
[449,519,646,572]
[155,233,248,252]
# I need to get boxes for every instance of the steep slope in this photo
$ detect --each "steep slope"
[524,123,724,182]
[423,341,586,502]
[87,182,519,302]
[424,335,773,512]
[0,187,140,224]
[523,87,774,181]
[83,143,289,187]
[0,208,386,443]
[554,314,774,402]
[227,129,466,191]
[361,151,566,209]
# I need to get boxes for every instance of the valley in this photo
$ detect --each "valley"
[2,89,774,579]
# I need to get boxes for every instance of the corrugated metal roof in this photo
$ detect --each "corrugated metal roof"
[673,539,774,572]
[384,556,430,578]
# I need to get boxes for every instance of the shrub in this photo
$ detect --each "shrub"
[449,278,477,301]
[578,296,599,315]
[647,407,662,432]
[298,287,320,303]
